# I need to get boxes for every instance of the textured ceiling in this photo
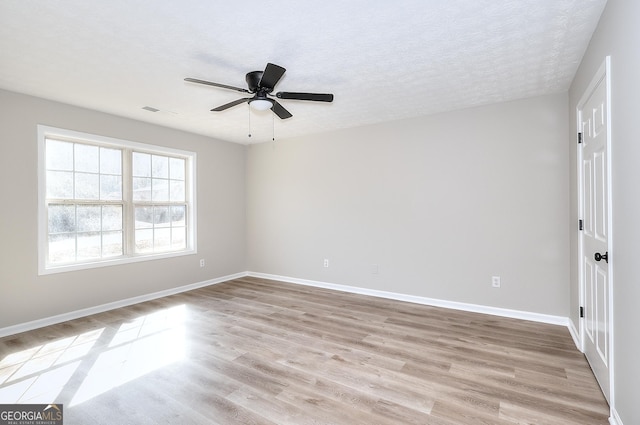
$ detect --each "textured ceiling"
[0,1,607,145]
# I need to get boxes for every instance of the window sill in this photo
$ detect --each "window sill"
[38,249,197,276]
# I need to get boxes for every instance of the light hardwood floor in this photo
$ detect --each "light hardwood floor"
[0,277,609,424]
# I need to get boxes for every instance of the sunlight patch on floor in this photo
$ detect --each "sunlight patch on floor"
[0,304,188,407]
[0,328,104,403]
[69,304,187,406]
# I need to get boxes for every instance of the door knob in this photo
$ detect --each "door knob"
[594,251,609,263]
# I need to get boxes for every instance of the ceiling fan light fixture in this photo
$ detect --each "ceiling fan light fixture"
[250,99,272,111]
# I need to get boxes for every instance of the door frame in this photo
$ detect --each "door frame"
[576,56,614,405]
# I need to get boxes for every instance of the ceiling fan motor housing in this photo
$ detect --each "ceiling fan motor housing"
[246,71,264,93]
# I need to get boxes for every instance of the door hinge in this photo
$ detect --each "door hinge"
[578,132,583,144]
[579,219,584,231]
[580,306,584,318]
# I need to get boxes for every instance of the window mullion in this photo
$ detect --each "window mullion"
[122,148,134,256]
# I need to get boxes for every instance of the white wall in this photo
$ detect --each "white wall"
[247,93,570,316]
[569,0,640,422]
[0,89,247,329]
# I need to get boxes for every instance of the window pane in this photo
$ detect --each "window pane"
[46,139,73,171]
[154,206,170,228]
[77,206,101,232]
[77,232,101,260]
[169,158,185,180]
[49,205,75,233]
[135,229,153,253]
[103,206,123,231]
[152,155,169,178]
[75,172,99,199]
[133,177,151,201]
[100,147,122,175]
[152,179,169,202]
[133,152,151,177]
[49,233,75,264]
[75,144,99,173]
[171,228,186,250]
[154,228,171,252]
[101,175,122,200]
[135,207,153,229]
[47,171,73,199]
[170,180,185,202]
[103,231,123,257]
[171,206,185,226]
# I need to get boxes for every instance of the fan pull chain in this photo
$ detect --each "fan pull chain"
[247,104,252,139]
[272,112,275,143]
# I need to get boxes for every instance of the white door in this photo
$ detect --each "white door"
[578,58,611,403]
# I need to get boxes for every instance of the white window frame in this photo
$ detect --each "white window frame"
[37,125,197,275]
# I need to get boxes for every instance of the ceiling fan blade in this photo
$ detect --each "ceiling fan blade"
[211,98,249,112]
[185,78,250,93]
[259,63,286,90]
[275,92,334,102]
[271,101,293,119]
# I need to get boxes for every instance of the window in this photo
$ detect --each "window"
[131,152,187,254]
[38,126,196,274]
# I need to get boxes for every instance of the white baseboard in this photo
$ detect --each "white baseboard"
[568,318,582,351]
[610,407,623,425]
[0,271,571,338]
[0,271,248,338]
[247,272,569,327]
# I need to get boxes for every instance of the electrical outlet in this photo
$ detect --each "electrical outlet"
[200,259,205,268]
[371,264,379,274]
[492,276,501,288]
[323,259,329,268]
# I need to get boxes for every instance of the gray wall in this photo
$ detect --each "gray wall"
[247,93,570,316]
[569,0,640,422]
[0,89,247,328]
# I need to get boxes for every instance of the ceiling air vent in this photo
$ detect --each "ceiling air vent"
[142,106,160,112]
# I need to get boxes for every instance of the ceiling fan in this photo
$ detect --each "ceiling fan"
[185,63,333,119]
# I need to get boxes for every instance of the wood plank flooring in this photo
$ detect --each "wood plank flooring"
[0,277,609,424]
